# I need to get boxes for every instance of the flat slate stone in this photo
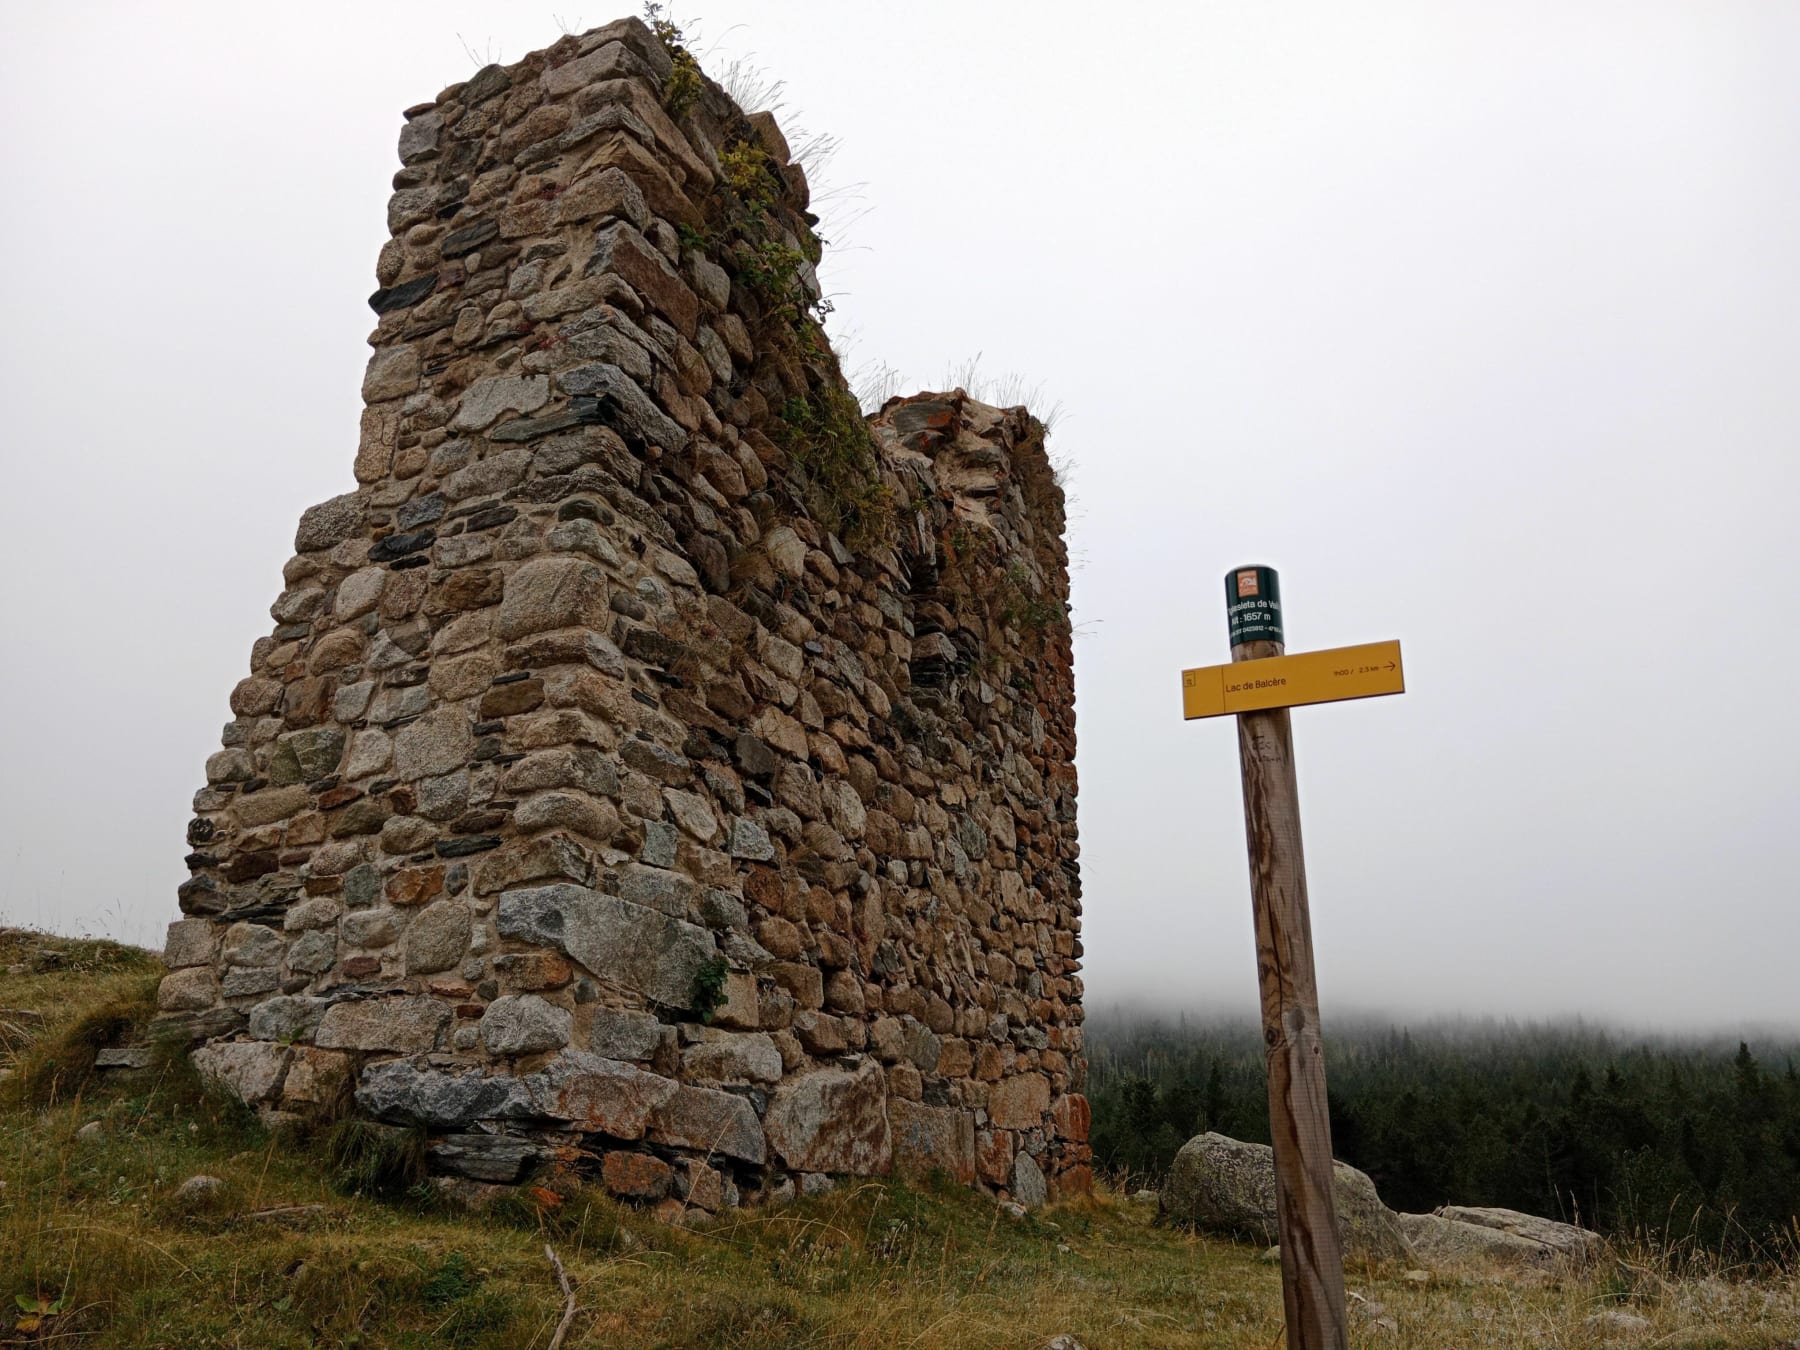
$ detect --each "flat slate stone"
[396,493,446,529]
[356,1060,535,1126]
[368,273,438,314]
[429,1133,544,1183]
[553,362,687,451]
[485,397,611,443]
[95,1048,154,1070]
[440,218,499,259]
[369,529,435,562]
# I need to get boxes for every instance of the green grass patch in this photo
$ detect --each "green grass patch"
[0,944,1792,1346]
[773,386,894,549]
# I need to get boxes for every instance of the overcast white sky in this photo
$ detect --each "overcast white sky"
[3,2,1797,1029]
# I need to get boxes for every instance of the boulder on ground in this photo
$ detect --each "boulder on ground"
[1399,1205,1603,1271]
[1158,1132,1410,1259]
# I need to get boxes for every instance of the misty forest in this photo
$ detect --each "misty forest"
[1088,1011,1800,1262]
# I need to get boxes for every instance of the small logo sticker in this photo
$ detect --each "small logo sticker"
[1236,570,1260,598]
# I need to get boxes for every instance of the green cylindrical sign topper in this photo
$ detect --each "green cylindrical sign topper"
[1226,565,1284,646]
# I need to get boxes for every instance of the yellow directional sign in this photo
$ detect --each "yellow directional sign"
[1181,640,1404,720]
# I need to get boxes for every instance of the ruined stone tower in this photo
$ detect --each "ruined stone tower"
[162,16,1085,1212]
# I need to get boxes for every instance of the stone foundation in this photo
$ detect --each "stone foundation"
[164,15,1085,1213]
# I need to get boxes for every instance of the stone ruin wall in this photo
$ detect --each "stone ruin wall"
[159,16,1086,1214]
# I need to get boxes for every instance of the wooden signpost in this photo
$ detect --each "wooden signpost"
[1181,565,1405,1350]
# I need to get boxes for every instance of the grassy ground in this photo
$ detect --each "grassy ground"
[0,930,1795,1349]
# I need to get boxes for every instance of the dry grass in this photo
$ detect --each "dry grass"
[0,936,1794,1347]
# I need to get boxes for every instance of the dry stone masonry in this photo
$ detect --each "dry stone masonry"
[163,16,1084,1215]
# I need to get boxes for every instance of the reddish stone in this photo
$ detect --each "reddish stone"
[341,956,382,978]
[602,1150,673,1201]
[550,1059,679,1141]
[976,1129,1013,1186]
[936,1039,974,1079]
[579,134,698,226]
[887,987,925,1020]
[1051,1093,1091,1144]
[317,784,362,811]
[284,813,326,847]
[1051,1164,1093,1200]
[756,917,804,960]
[386,866,445,907]
[492,951,573,990]
[282,1047,353,1111]
[884,1063,922,1102]
[744,868,787,914]
[791,1011,844,1056]
[590,221,699,338]
[923,995,955,1035]
[824,970,865,1015]
[976,1044,1005,1082]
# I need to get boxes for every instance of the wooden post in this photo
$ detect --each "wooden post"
[1226,565,1348,1350]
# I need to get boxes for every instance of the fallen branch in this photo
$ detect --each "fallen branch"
[545,1243,577,1350]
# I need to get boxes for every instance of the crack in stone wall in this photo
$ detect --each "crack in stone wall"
[164,14,1086,1214]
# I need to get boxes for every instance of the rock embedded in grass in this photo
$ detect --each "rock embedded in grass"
[1159,1131,1411,1259]
[174,1174,226,1203]
[1399,1206,1602,1272]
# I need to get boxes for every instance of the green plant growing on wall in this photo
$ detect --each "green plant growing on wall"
[999,561,1065,635]
[719,141,778,209]
[926,526,1066,676]
[676,221,716,254]
[736,239,811,317]
[644,4,703,118]
[709,139,826,330]
[774,387,894,549]
[691,957,731,1024]
[645,16,892,553]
